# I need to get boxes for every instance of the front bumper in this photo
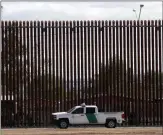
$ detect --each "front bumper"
[51,119,59,125]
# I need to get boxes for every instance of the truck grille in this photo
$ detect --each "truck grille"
[53,115,57,119]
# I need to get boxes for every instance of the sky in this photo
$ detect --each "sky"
[1,2,163,20]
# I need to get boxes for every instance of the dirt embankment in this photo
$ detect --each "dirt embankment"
[2,127,163,135]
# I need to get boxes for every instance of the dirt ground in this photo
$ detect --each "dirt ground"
[2,127,163,135]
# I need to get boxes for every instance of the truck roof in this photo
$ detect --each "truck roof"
[76,105,97,108]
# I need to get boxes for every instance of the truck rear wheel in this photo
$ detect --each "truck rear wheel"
[105,120,116,128]
[59,119,69,129]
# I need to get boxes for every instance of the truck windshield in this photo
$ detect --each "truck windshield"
[67,107,75,113]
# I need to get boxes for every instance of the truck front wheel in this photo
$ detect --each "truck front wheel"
[105,120,116,128]
[59,119,69,129]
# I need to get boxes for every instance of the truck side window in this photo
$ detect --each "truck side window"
[72,108,84,114]
[86,107,95,114]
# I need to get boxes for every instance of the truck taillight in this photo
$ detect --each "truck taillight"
[121,113,125,119]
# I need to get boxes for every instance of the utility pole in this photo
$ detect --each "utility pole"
[0,1,2,133]
[162,1,163,20]
[138,4,144,20]
[133,9,138,20]
[133,4,144,20]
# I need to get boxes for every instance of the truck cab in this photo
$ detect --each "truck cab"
[52,103,125,129]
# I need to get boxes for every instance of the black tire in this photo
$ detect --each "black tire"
[59,119,69,129]
[105,120,116,128]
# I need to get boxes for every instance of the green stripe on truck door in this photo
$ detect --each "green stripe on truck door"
[85,114,98,123]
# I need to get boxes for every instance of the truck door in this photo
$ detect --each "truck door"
[71,107,88,124]
[85,107,98,124]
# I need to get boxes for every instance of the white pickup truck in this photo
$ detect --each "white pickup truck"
[52,103,125,129]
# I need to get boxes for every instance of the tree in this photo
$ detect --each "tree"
[28,73,75,110]
[87,56,129,97]
[141,71,163,99]
[1,21,27,97]
[1,21,30,127]
[29,74,64,101]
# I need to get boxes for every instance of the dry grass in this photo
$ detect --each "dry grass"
[2,127,163,135]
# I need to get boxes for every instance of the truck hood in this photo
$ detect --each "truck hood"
[52,112,67,115]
